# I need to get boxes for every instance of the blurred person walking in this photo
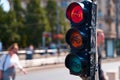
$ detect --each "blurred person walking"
[26,45,34,60]
[97,29,106,80]
[49,42,57,55]
[25,45,34,67]
[0,39,3,51]
[0,43,26,80]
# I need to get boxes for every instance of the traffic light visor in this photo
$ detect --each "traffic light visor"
[66,2,83,23]
[66,28,83,48]
[65,54,82,73]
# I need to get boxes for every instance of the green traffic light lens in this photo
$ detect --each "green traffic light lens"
[65,54,82,74]
[70,56,82,73]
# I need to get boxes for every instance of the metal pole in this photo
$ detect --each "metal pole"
[91,0,98,80]
[115,0,119,54]
[116,0,119,39]
[118,66,120,80]
[56,0,60,47]
[42,36,45,48]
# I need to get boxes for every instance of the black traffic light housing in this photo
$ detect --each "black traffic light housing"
[65,0,97,79]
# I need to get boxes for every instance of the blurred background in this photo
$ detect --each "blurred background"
[0,0,120,57]
[0,0,120,80]
[0,0,120,58]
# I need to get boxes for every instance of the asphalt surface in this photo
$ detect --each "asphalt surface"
[16,57,120,80]
[17,57,120,80]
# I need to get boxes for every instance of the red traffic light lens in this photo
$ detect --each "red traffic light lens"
[71,6,83,23]
[66,2,83,23]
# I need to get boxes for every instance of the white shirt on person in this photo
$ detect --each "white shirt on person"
[0,54,23,71]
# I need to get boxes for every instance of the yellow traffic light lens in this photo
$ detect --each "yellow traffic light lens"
[70,31,83,48]
[66,28,84,49]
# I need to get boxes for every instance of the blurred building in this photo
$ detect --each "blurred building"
[53,0,120,57]
[8,0,120,57]
[97,0,120,57]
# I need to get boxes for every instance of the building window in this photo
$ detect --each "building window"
[98,23,102,29]
[98,9,102,17]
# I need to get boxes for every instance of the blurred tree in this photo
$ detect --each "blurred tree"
[58,7,69,36]
[45,0,57,38]
[0,0,26,48]
[0,4,20,48]
[5,11,20,45]
[14,0,24,22]
[0,5,7,48]
[45,0,69,43]
[0,0,69,48]
[13,0,26,48]
[0,5,5,24]
[25,0,50,47]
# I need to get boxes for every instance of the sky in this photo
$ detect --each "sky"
[0,0,10,12]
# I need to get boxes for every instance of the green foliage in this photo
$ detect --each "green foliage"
[25,0,50,46]
[45,0,69,43]
[58,7,69,34]
[0,0,68,49]
[14,0,25,23]
[0,6,6,24]
[45,0,57,35]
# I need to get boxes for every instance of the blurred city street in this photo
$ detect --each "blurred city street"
[16,65,81,80]
[0,0,120,80]
[14,56,120,80]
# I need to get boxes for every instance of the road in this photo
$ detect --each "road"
[16,66,81,80]
[15,60,120,80]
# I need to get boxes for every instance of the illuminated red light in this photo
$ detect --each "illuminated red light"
[66,2,83,24]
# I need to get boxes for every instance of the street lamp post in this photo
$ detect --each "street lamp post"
[115,0,119,39]
[56,0,60,47]
[115,0,119,55]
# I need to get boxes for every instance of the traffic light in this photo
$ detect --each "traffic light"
[65,0,97,79]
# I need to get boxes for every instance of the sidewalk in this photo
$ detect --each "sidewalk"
[18,55,120,71]
[17,56,120,80]
[20,55,120,67]
[102,57,120,80]
[102,57,120,63]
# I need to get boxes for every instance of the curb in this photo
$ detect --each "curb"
[17,56,120,73]
[102,57,120,63]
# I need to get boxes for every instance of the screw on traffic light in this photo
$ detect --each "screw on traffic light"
[65,0,97,79]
